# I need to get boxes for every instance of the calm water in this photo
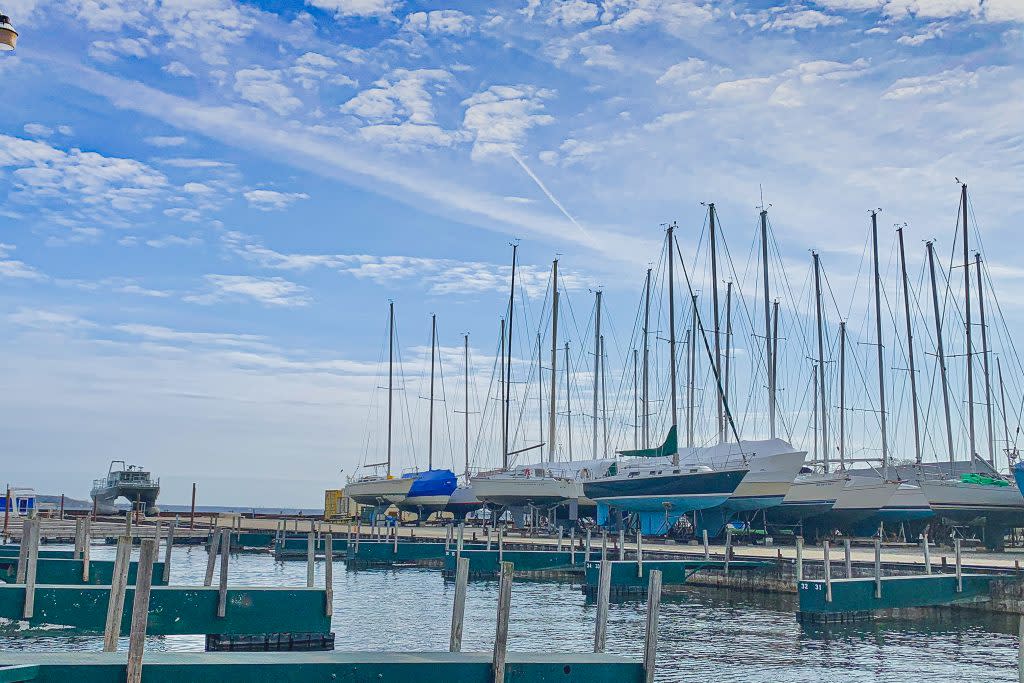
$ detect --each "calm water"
[1,544,1020,681]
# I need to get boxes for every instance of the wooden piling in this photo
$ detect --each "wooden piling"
[307,532,316,588]
[125,538,157,683]
[449,556,469,653]
[124,512,132,538]
[324,533,334,617]
[618,529,625,561]
[923,533,932,575]
[162,526,173,584]
[392,523,399,553]
[844,538,852,578]
[702,529,709,561]
[82,518,91,582]
[154,521,163,560]
[485,525,492,551]
[601,532,608,562]
[497,527,504,564]
[955,539,963,593]
[557,528,564,552]
[189,483,196,530]
[15,519,29,584]
[22,519,39,619]
[585,529,592,563]
[217,529,230,618]
[795,536,804,582]
[823,540,832,603]
[643,569,662,683]
[594,559,611,653]
[103,536,132,652]
[570,528,576,565]
[636,530,644,578]
[445,523,452,551]
[493,561,514,683]
[73,518,84,559]
[204,529,221,587]
[874,537,882,599]
[456,523,465,562]
[724,528,733,575]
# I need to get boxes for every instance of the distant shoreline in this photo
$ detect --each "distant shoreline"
[31,494,322,516]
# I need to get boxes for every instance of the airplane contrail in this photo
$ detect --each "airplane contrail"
[510,151,592,243]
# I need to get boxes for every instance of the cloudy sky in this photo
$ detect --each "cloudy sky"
[1,0,1022,507]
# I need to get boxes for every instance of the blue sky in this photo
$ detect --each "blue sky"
[1,0,1023,507]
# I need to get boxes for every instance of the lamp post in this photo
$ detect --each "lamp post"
[0,13,17,51]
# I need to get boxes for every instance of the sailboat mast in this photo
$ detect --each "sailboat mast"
[548,260,559,462]
[687,294,696,448]
[998,358,1010,462]
[505,244,518,470]
[633,348,639,449]
[593,290,602,459]
[564,342,573,461]
[709,204,724,444]
[601,335,608,456]
[976,252,995,465]
[667,224,678,466]
[387,300,395,478]
[898,226,923,465]
[499,317,507,469]
[962,183,976,461]
[761,210,775,439]
[537,332,543,448]
[927,240,955,464]
[428,313,436,471]
[642,268,651,449]
[812,361,819,463]
[723,281,733,442]
[771,300,780,425]
[812,252,830,472]
[464,333,470,481]
[870,211,889,470]
[839,320,846,470]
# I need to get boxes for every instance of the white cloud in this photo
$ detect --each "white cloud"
[657,57,710,85]
[896,22,946,44]
[23,123,53,137]
[163,61,195,78]
[305,0,399,18]
[145,135,187,147]
[186,274,311,307]
[291,52,356,90]
[0,243,46,281]
[547,0,600,25]
[234,67,302,117]
[882,66,984,99]
[762,8,846,30]
[57,125,73,136]
[145,234,203,248]
[341,68,451,124]
[88,37,152,63]
[461,84,556,160]
[580,44,622,69]
[243,189,311,211]
[985,0,1024,21]
[8,308,92,329]
[404,10,475,35]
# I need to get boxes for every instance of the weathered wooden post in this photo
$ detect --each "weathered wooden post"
[449,556,469,652]
[217,529,230,618]
[15,519,30,583]
[126,538,157,683]
[922,533,932,575]
[955,538,963,593]
[636,530,644,578]
[103,535,132,652]
[585,528,592,563]
[795,536,804,582]
[486,524,492,551]
[498,527,505,564]
[324,533,334,617]
[125,511,132,538]
[601,531,608,562]
[22,518,39,619]
[444,523,452,552]
[493,561,514,683]
[306,531,316,588]
[724,527,733,575]
[570,528,576,565]
[702,529,709,561]
[874,536,882,599]
[82,518,92,582]
[844,538,852,578]
[618,528,625,561]
[823,540,832,603]
[73,518,84,559]
[643,569,663,683]
[393,522,399,553]
[456,523,465,563]
[154,520,163,559]
[204,529,220,587]
[162,526,174,584]
[594,559,611,653]
[557,527,564,552]
[354,520,361,552]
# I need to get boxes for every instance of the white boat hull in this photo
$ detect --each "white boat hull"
[345,477,413,506]
[470,476,578,508]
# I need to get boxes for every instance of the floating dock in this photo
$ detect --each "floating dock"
[0,558,168,587]
[0,651,645,682]
[442,549,586,579]
[273,536,348,560]
[582,559,774,597]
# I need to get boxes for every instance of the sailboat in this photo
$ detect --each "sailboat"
[346,301,414,508]
[446,333,483,520]
[396,314,456,520]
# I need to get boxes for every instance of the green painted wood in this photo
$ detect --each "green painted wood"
[443,550,583,577]
[0,585,330,636]
[797,573,1003,614]
[273,537,348,559]
[0,558,168,586]
[582,559,773,593]
[0,548,76,560]
[0,652,643,683]
[230,533,275,549]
